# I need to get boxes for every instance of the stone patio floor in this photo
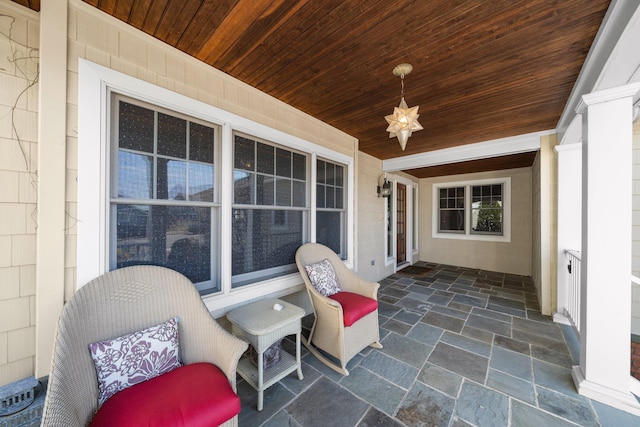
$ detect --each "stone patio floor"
[236,263,640,427]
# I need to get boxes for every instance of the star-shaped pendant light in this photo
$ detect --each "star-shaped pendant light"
[385,63,423,150]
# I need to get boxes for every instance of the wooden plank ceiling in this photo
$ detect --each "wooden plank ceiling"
[14,0,610,177]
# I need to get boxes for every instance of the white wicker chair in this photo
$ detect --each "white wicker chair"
[295,243,382,375]
[41,265,248,427]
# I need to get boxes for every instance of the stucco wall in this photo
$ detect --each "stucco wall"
[418,167,532,276]
[0,1,39,387]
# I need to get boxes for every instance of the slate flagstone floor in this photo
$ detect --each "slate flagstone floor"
[235,263,640,427]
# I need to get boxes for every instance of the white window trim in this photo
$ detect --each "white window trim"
[78,59,354,314]
[431,177,511,242]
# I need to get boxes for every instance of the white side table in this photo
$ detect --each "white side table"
[227,298,305,411]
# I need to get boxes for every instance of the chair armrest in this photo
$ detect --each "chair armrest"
[337,272,380,300]
[208,327,249,391]
[181,317,248,393]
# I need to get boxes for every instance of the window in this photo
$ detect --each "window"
[232,134,307,287]
[471,184,503,235]
[432,178,510,242]
[79,59,354,311]
[316,159,346,259]
[110,96,220,294]
[438,187,465,233]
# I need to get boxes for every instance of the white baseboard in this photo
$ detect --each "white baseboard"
[572,365,640,416]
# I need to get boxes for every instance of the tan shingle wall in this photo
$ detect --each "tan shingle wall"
[0,0,39,386]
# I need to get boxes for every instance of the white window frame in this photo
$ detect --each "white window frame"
[315,157,348,259]
[78,59,354,314]
[109,95,223,294]
[230,132,310,287]
[432,177,511,242]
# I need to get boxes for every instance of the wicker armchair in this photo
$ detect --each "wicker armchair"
[295,243,382,375]
[41,265,248,427]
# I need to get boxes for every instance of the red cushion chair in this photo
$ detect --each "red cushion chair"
[296,243,382,376]
[41,266,248,427]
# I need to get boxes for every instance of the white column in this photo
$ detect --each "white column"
[572,83,640,414]
[554,141,582,324]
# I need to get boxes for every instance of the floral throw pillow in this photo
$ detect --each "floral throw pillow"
[304,259,341,296]
[88,317,182,406]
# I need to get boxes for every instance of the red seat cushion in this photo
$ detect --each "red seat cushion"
[91,362,240,427]
[329,292,378,326]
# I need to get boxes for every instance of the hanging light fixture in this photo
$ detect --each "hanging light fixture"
[385,63,423,150]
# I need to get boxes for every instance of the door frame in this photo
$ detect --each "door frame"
[383,174,418,271]
[396,182,407,265]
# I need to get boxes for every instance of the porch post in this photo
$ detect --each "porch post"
[573,82,640,414]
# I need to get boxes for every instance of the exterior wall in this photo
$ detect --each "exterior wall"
[0,1,39,387]
[538,134,558,316]
[532,151,541,296]
[356,152,396,281]
[530,135,558,316]
[418,167,532,276]
[633,121,640,334]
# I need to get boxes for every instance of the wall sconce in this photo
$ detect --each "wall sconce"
[377,174,391,198]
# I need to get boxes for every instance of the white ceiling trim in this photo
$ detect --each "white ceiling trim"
[557,1,640,141]
[593,4,640,90]
[382,129,553,172]
[560,114,583,146]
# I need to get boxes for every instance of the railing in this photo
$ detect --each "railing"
[565,249,582,334]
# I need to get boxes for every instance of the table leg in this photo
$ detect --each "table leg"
[296,331,304,380]
[257,351,264,411]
